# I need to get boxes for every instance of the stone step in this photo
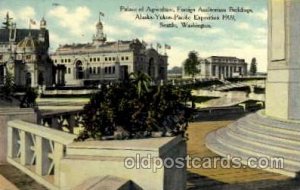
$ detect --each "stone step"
[205,111,300,177]
[205,132,297,177]
[245,113,300,133]
[216,128,300,165]
[228,123,300,151]
[235,119,300,141]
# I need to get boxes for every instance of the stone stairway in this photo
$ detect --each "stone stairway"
[205,111,300,177]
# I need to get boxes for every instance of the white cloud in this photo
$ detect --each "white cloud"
[171,36,194,45]
[48,6,92,36]
[254,9,267,21]
[257,27,267,35]
[119,11,162,33]
[142,33,158,43]
[0,9,16,20]
[237,22,250,30]
[167,47,187,68]
[18,6,36,22]
[104,23,133,38]
[48,33,68,52]
[0,7,39,29]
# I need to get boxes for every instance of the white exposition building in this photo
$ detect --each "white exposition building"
[50,17,168,86]
[183,56,248,79]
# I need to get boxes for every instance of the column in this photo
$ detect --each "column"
[55,69,59,85]
[266,0,300,120]
[115,62,120,80]
[36,136,50,175]
[53,143,64,186]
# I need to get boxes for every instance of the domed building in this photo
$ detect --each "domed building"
[50,16,168,86]
[0,14,53,87]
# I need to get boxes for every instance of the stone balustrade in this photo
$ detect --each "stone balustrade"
[42,89,98,96]
[7,120,77,190]
[37,109,84,134]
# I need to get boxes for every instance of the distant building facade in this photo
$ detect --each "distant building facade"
[183,56,247,79]
[0,14,53,87]
[168,66,182,79]
[50,17,168,86]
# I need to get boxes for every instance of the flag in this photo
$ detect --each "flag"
[157,43,162,49]
[165,44,171,49]
[52,3,60,6]
[30,19,36,25]
[99,11,105,17]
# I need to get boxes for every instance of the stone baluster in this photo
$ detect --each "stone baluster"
[51,116,59,129]
[7,127,19,159]
[67,114,75,133]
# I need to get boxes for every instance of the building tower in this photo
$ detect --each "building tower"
[92,14,106,45]
[39,17,46,42]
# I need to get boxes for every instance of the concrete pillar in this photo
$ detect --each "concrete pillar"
[3,65,6,83]
[53,143,64,186]
[20,131,32,165]
[36,136,51,176]
[34,68,38,87]
[115,62,120,80]
[7,127,16,159]
[266,0,300,120]
[67,115,75,133]
[55,70,59,85]
[51,117,60,130]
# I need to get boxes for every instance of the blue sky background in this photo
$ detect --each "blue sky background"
[0,0,268,71]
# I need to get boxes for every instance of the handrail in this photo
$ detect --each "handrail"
[7,120,77,190]
[8,120,76,144]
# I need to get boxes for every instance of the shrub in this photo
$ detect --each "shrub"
[20,87,38,108]
[76,72,192,141]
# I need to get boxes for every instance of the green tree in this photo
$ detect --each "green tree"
[2,12,12,29]
[183,51,200,79]
[249,57,257,76]
[20,87,38,108]
[2,71,15,99]
[76,72,192,141]
[129,71,151,98]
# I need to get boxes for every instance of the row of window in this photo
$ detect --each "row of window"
[212,59,244,63]
[66,66,116,75]
[54,56,130,63]
[90,56,129,62]
[212,65,243,76]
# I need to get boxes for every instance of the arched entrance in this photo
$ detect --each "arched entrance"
[0,65,4,85]
[38,72,44,85]
[148,58,155,79]
[25,72,31,86]
[76,60,84,79]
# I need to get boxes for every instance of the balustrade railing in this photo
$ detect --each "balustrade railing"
[7,120,77,190]
[37,109,84,134]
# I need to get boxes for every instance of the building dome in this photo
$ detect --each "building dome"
[96,21,103,29]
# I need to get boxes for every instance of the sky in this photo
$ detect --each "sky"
[0,0,268,71]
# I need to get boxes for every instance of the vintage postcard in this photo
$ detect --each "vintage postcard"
[0,0,299,190]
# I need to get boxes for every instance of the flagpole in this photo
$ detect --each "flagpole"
[28,19,31,36]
